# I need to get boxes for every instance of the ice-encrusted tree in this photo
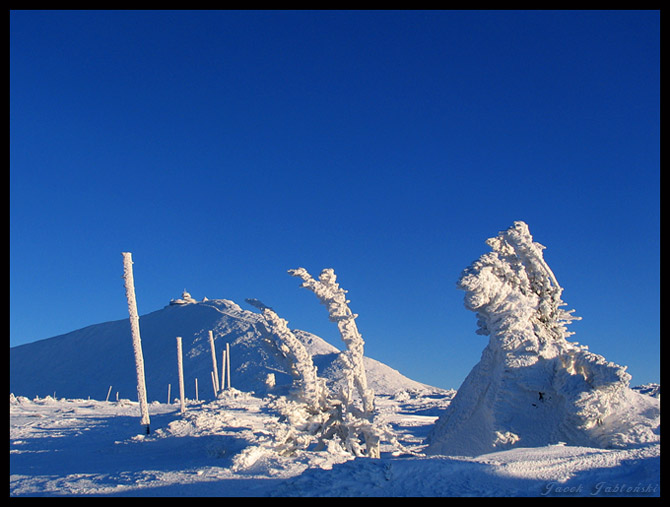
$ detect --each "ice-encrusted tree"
[246,298,327,411]
[288,267,380,458]
[247,296,394,459]
[425,221,656,456]
[459,220,582,349]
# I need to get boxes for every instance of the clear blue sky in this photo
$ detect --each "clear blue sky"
[10,10,659,390]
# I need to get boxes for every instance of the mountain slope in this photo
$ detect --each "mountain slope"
[10,298,431,401]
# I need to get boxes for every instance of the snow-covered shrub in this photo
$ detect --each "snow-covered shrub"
[262,391,398,461]
[426,221,659,456]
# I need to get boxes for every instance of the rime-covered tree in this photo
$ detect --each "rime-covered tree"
[246,298,327,411]
[426,221,657,456]
[459,220,582,349]
[289,267,380,458]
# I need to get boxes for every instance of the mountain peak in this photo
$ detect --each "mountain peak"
[10,297,432,402]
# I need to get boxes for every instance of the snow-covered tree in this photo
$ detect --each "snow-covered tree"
[459,220,581,346]
[288,267,380,458]
[121,252,150,434]
[425,222,656,456]
[246,291,395,460]
[246,298,327,411]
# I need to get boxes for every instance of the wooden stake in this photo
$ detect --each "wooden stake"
[226,342,231,389]
[208,330,220,394]
[122,252,150,434]
[221,349,227,393]
[176,337,185,415]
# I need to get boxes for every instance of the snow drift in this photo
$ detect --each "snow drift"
[9,297,430,403]
[425,221,660,456]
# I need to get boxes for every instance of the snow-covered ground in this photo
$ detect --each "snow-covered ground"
[10,388,660,497]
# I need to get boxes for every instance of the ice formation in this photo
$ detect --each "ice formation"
[425,221,659,456]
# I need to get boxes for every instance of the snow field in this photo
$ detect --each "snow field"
[10,390,659,496]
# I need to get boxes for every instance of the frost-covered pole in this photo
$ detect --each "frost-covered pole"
[221,349,226,391]
[121,252,151,434]
[208,331,220,394]
[226,342,231,390]
[176,336,185,414]
[195,378,199,402]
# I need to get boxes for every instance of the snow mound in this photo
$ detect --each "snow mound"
[425,221,660,456]
[10,297,431,402]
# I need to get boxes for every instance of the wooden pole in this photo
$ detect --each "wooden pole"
[208,331,220,394]
[221,349,226,390]
[121,252,150,434]
[167,384,171,404]
[195,378,199,402]
[226,342,231,389]
[176,336,185,415]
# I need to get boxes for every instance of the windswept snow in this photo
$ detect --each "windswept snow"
[10,390,659,496]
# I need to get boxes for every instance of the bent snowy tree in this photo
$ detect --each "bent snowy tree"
[246,298,327,411]
[288,268,374,414]
[426,221,658,456]
[288,268,381,458]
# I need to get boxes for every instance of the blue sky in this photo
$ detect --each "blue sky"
[10,10,659,390]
